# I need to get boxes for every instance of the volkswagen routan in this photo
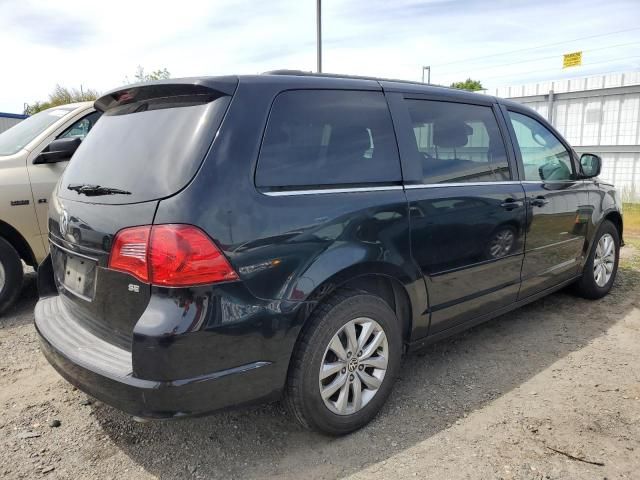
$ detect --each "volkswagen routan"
[35,72,622,435]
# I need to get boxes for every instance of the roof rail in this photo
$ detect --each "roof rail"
[263,69,444,88]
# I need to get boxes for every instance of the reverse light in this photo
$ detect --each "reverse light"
[108,224,238,287]
[109,226,151,282]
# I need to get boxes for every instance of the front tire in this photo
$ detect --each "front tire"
[573,220,620,299]
[0,237,24,316]
[285,289,402,436]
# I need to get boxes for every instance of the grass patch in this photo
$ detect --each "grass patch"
[624,203,640,239]
[621,236,640,270]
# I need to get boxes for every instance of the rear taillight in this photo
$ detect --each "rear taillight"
[108,224,238,287]
[149,224,239,286]
[109,226,151,282]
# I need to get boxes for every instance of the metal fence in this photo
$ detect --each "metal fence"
[492,72,640,201]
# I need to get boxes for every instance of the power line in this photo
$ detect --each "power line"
[485,67,640,94]
[441,41,640,77]
[432,27,640,68]
[481,55,640,82]
[483,56,640,82]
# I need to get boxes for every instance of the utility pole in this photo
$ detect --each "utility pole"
[317,0,322,73]
[422,66,431,83]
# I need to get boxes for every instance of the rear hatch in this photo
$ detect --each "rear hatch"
[48,78,237,350]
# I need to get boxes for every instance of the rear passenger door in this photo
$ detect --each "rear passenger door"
[246,88,420,312]
[387,92,527,334]
[502,107,589,297]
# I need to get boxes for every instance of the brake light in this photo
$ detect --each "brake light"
[108,224,238,287]
[149,225,238,286]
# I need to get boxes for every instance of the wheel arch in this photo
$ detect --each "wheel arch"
[0,220,37,268]
[296,263,419,346]
[580,208,623,269]
[604,210,623,244]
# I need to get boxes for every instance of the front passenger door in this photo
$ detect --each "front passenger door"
[396,97,527,334]
[504,109,589,298]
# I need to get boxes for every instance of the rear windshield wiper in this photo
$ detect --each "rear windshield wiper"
[67,184,132,196]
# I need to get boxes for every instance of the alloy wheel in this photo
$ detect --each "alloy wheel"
[319,317,389,416]
[593,232,615,287]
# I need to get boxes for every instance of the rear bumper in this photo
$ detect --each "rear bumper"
[35,296,282,418]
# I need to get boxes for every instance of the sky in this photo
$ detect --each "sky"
[0,0,639,113]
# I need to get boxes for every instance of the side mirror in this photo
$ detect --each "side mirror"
[580,153,602,178]
[538,164,547,181]
[33,137,81,164]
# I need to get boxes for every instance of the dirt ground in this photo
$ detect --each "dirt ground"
[1,241,639,480]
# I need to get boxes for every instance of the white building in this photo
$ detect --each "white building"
[492,72,640,201]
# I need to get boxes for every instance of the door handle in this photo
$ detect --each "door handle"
[500,198,523,210]
[530,196,549,207]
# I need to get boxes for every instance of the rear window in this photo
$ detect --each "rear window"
[59,94,231,204]
[255,90,401,190]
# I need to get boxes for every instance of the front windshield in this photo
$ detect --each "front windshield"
[0,106,75,156]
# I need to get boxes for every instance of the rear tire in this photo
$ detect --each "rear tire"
[573,220,619,299]
[285,289,402,436]
[0,237,24,316]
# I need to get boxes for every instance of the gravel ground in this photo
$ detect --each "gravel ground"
[1,242,639,480]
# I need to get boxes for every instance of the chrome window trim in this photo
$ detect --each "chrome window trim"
[519,180,580,184]
[261,179,583,196]
[261,185,404,196]
[405,181,521,189]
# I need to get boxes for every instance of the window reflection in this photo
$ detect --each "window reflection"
[407,100,511,184]
[508,111,573,182]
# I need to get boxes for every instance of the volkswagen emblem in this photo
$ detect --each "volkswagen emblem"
[59,209,69,237]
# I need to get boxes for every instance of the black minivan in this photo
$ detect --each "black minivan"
[35,72,623,435]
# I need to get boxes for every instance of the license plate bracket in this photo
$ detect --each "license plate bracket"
[52,246,97,301]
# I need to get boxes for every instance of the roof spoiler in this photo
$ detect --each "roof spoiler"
[94,76,238,112]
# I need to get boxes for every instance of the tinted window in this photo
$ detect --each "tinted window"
[508,111,573,181]
[59,111,102,140]
[407,100,510,183]
[256,90,400,188]
[59,95,230,204]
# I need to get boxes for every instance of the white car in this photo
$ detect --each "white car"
[0,102,100,314]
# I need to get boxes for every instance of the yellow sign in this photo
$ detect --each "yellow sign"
[563,51,582,68]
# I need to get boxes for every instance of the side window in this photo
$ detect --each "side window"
[58,111,102,140]
[407,100,510,184]
[508,111,573,181]
[256,90,401,189]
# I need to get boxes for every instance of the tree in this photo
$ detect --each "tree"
[24,84,99,115]
[24,65,171,114]
[126,65,171,84]
[450,78,484,92]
